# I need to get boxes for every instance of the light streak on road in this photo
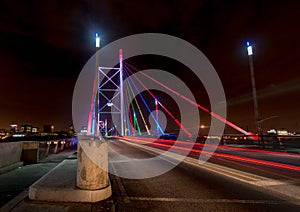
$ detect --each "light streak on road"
[118,137,300,172]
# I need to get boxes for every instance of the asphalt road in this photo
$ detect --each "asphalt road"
[122,137,300,180]
[207,147,300,180]
[108,140,300,212]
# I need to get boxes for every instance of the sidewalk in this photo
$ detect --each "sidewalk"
[0,150,77,208]
[0,150,114,212]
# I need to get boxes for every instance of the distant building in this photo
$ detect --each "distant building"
[20,125,32,134]
[68,124,75,136]
[17,124,39,136]
[267,128,291,136]
[32,127,39,133]
[0,129,9,139]
[277,129,289,136]
[10,124,18,134]
[43,124,54,133]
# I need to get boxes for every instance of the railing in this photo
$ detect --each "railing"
[0,137,78,173]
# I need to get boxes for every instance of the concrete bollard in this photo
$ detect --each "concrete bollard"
[60,140,65,151]
[45,142,51,157]
[65,140,69,149]
[53,141,59,154]
[76,138,108,190]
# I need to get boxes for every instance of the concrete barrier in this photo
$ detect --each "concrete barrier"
[38,141,51,160]
[0,142,23,174]
[0,139,75,173]
[21,141,39,164]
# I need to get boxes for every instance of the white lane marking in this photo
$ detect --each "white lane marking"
[128,197,286,204]
[255,180,288,186]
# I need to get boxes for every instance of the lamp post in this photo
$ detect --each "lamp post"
[95,33,100,137]
[76,33,111,198]
[86,33,100,136]
[246,41,261,136]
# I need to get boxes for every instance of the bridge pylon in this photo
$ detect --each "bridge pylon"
[96,49,124,137]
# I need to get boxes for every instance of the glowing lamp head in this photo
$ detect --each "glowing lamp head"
[155,99,158,105]
[95,33,100,48]
[107,100,113,107]
[246,41,253,56]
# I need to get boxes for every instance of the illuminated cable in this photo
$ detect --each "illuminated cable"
[123,66,165,135]
[124,78,141,135]
[124,62,251,137]
[124,64,192,137]
[125,71,151,135]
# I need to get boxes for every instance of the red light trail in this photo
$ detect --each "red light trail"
[119,137,300,172]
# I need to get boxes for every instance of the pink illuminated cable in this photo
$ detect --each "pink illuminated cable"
[124,64,192,137]
[124,62,254,137]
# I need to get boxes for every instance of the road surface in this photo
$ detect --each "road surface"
[108,139,300,211]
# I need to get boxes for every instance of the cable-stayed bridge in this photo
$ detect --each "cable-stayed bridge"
[85,49,256,141]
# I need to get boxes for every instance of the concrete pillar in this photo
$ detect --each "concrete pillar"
[76,138,108,190]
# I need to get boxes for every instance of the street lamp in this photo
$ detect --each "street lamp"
[87,33,101,136]
[94,33,100,137]
[246,41,261,136]
[95,33,100,48]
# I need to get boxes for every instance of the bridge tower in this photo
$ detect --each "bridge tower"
[96,49,124,137]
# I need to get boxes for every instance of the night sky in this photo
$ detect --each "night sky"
[0,0,299,133]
